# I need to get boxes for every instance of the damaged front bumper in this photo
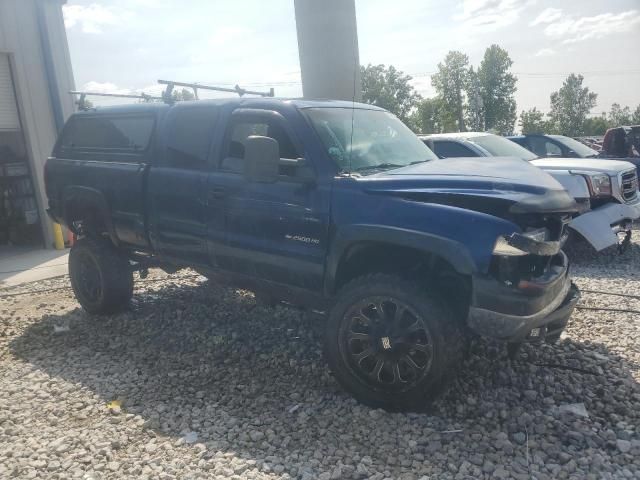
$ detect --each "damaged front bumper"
[569,200,640,251]
[467,251,580,343]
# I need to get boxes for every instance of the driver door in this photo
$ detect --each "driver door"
[206,109,330,290]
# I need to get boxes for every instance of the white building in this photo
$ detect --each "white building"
[0,0,75,248]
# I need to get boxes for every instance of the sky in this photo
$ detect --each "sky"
[63,0,640,117]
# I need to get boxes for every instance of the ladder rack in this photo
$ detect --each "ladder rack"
[70,91,163,110]
[70,79,275,111]
[158,79,274,102]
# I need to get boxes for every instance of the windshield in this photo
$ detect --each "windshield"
[468,134,538,161]
[305,107,437,174]
[551,135,599,158]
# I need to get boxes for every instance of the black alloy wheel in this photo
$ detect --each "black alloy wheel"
[69,237,134,314]
[74,250,103,304]
[325,274,465,411]
[340,296,434,389]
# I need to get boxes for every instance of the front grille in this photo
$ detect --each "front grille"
[621,169,638,203]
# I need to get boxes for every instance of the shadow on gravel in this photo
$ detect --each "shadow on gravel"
[10,279,640,478]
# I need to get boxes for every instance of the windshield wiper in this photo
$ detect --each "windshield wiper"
[354,163,404,172]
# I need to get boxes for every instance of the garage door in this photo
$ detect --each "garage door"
[0,54,20,131]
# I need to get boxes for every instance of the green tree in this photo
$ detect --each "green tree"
[360,64,421,123]
[633,104,640,124]
[410,97,456,134]
[583,114,609,136]
[172,88,195,102]
[608,103,632,127]
[548,74,597,136]
[477,44,517,135]
[519,107,549,134]
[465,67,484,131]
[631,105,640,125]
[431,51,469,132]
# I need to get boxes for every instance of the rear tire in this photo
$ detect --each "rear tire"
[325,274,465,412]
[69,237,133,314]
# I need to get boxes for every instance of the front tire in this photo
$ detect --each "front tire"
[325,274,465,411]
[68,237,133,314]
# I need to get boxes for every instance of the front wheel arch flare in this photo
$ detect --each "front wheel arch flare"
[325,225,476,295]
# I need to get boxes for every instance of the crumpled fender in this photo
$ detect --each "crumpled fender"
[569,201,640,251]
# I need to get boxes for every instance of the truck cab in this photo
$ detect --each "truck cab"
[46,98,579,411]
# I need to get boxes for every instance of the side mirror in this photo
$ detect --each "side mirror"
[244,135,279,183]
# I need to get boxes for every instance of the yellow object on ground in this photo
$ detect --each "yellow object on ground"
[52,223,65,250]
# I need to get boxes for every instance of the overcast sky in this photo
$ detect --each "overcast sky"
[63,0,640,116]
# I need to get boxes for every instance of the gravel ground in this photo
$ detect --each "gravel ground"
[0,238,639,479]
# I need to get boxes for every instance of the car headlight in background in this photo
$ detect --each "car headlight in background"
[581,173,612,198]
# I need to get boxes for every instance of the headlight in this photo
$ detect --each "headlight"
[493,228,549,257]
[493,236,527,256]
[582,173,612,198]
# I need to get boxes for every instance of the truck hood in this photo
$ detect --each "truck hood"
[532,158,637,174]
[361,157,577,218]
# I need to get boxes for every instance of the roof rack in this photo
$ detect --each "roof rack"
[70,90,162,111]
[158,79,275,102]
[70,79,275,110]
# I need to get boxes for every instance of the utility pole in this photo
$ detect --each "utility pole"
[294,0,362,102]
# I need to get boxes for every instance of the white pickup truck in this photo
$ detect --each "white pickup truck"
[421,132,640,251]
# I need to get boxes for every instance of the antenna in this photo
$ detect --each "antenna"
[158,80,275,103]
[69,91,162,110]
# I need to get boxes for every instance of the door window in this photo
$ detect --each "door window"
[59,115,154,155]
[529,137,562,157]
[221,117,301,174]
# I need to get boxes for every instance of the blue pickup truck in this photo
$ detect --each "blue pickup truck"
[45,98,579,410]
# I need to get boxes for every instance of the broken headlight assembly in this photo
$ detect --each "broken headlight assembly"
[493,228,561,257]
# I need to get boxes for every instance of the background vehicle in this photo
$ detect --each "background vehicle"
[508,134,600,158]
[601,125,640,160]
[421,132,640,252]
[46,99,579,411]
[509,133,640,176]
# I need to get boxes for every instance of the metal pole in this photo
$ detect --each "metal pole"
[294,0,361,101]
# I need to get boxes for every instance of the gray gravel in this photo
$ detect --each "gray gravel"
[0,236,639,479]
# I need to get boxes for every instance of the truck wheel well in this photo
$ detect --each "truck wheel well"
[65,200,109,239]
[334,242,471,320]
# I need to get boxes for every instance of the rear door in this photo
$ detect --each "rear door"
[147,104,218,264]
[206,108,329,290]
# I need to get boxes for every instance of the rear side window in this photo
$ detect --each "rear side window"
[433,141,476,158]
[59,115,154,154]
[529,137,562,157]
[165,106,218,170]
